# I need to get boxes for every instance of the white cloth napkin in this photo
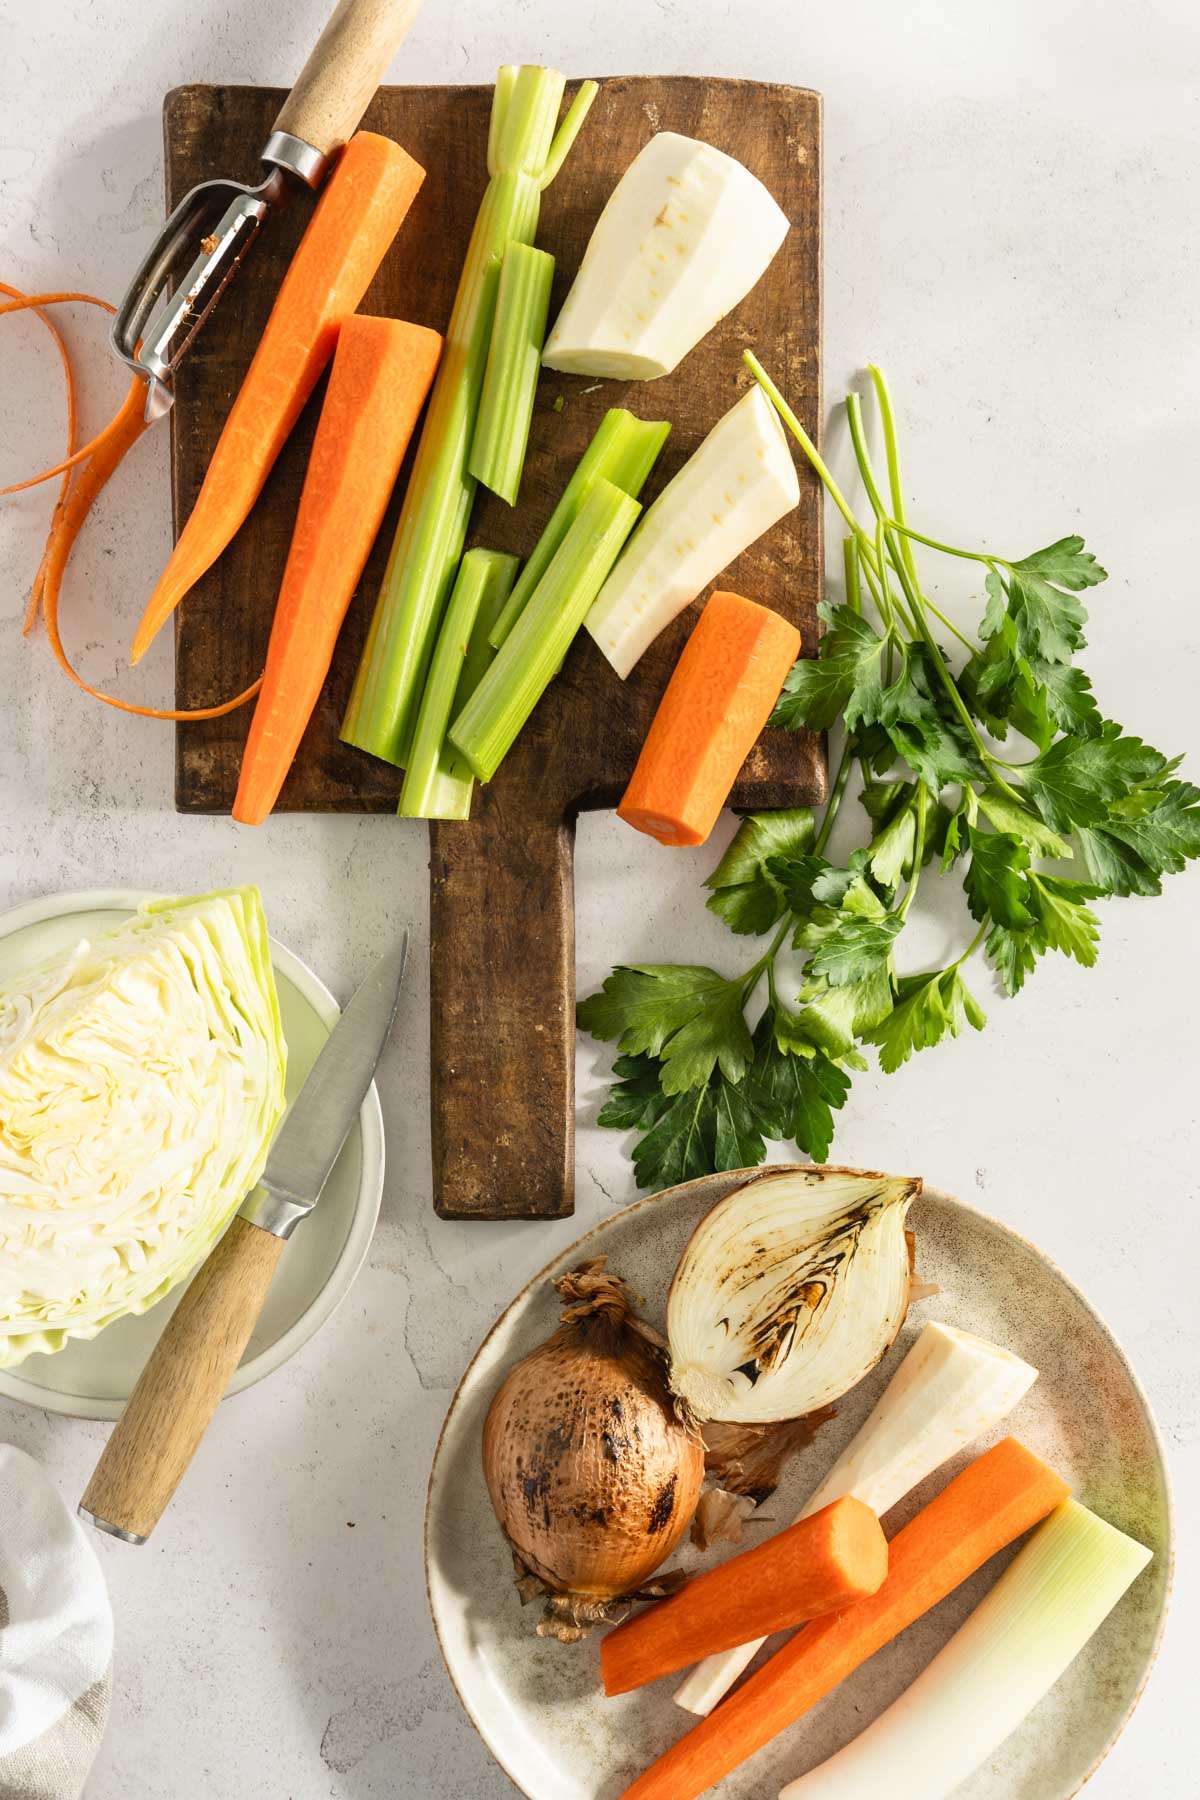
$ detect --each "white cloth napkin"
[0,1446,112,1799]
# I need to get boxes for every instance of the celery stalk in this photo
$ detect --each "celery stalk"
[779,1500,1153,1800]
[488,409,669,649]
[469,243,556,505]
[341,68,598,768]
[398,550,519,819]
[450,478,640,781]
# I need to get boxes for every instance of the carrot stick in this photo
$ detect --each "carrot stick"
[130,131,425,665]
[2,284,263,718]
[617,590,802,848]
[601,1497,888,1698]
[232,314,442,824]
[619,1438,1070,1800]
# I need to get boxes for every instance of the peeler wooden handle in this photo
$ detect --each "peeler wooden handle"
[79,1215,286,1543]
[273,0,423,160]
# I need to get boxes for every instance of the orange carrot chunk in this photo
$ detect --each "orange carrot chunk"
[131,131,425,664]
[232,315,442,825]
[601,1496,888,1698]
[617,590,801,847]
[619,1437,1070,1800]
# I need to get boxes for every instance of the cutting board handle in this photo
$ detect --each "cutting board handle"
[273,0,423,160]
[430,793,576,1220]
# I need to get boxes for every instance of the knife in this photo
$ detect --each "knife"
[79,933,409,1543]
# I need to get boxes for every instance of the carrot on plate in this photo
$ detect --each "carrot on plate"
[601,1496,888,1698]
[617,589,801,847]
[619,1437,1069,1800]
[131,130,425,664]
[232,314,442,825]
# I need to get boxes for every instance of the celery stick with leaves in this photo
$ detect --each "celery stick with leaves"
[580,358,1200,1191]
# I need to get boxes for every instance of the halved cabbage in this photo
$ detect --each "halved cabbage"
[0,889,286,1367]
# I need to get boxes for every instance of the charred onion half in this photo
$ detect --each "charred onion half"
[482,1260,704,1640]
[668,1167,922,1425]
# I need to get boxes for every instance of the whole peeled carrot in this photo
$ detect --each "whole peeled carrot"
[232,314,442,825]
[601,1496,887,1698]
[618,590,801,847]
[131,130,425,664]
[619,1437,1069,1800]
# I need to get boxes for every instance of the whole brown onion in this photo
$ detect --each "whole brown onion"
[482,1260,704,1639]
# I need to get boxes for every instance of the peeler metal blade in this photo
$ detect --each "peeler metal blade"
[112,133,326,422]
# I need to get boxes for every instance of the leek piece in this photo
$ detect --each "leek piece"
[488,408,670,648]
[450,478,640,781]
[779,1499,1153,1800]
[398,550,519,819]
[341,68,598,768]
[469,243,556,505]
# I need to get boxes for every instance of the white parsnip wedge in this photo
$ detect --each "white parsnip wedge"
[542,132,790,381]
[777,1500,1152,1800]
[585,384,799,678]
[673,1320,1037,1716]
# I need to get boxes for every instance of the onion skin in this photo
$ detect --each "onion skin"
[482,1263,704,1621]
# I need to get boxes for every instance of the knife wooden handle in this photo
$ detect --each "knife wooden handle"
[79,1216,286,1543]
[273,0,423,159]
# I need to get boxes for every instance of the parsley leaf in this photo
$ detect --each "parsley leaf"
[595,1053,673,1132]
[963,827,1034,929]
[1013,723,1169,832]
[864,966,986,1071]
[1006,569,1088,664]
[1079,781,1200,897]
[769,605,888,732]
[1012,536,1107,592]
[657,981,755,1094]
[631,1084,717,1191]
[705,809,816,936]
[974,786,1073,858]
[712,1076,771,1173]
[986,923,1043,996]
[1027,874,1101,967]
[807,913,904,986]
[1028,659,1101,737]
[887,714,983,789]
[576,964,752,1094]
[751,1016,851,1162]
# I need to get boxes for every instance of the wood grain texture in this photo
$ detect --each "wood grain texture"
[165,77,823,1219]
[273,0,424,159]
[79,1216,286,1541]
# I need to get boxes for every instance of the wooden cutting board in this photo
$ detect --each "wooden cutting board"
[165,76,824,1220]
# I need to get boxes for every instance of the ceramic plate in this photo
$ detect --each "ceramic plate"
[426,1170,1171,1800]
[0,888,385,1420]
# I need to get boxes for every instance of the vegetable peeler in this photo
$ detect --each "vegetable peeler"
[112,0,422,421]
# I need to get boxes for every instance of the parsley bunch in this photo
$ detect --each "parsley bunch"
[579,359,1200,1192]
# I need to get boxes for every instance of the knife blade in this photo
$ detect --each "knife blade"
[79,931,409,1543]
[241,930,409,1237]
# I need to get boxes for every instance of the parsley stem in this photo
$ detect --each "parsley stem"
[884,544,1027,806]
[886,521,1002,568]
[743,352,862,539]
[844,536,862,614]
[882,540,978,655]
[953,920,990,967]
[868,364,922,592]
[815,735,856,855]
[895,782,929,923]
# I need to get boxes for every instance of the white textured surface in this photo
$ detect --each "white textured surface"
[0,1,1196,1796]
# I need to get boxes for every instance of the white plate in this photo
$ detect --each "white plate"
[0,888,385,1420]
[425,1170,1172,1800]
